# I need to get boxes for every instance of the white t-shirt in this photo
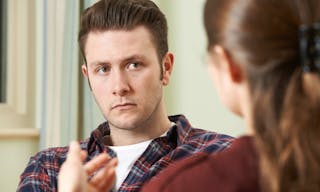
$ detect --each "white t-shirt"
[109,124,173,190]
[109,130,170,190]
[109,139,153,190]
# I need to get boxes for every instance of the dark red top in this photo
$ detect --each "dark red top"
[142,136,260,192]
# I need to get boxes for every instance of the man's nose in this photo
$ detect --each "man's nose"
[111,70,130,96]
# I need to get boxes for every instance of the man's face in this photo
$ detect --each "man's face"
[82,26,171,131]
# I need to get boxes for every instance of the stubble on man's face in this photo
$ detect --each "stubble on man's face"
[84,26,165,133]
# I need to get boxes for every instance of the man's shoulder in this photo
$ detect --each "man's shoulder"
[184,127,234,152]
[26,146,69,172]
[29,139,89,166]
[188,127,233,142]
[34,146,68,160]
[170,114,233,140]
[169,114,234,153]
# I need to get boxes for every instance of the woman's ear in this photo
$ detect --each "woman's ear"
[161,52,174,85]
[213,45,243,83]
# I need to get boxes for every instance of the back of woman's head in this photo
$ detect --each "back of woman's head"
[204,0,320,191]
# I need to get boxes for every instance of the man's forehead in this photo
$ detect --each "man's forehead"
[86,26,154,44]
[84,27,158,61]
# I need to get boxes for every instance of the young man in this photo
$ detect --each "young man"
[17,0,233,191]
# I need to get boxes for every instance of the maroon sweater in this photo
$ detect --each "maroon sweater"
[142,136,260,192]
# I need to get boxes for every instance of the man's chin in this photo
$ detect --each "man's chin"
[108,117,141,130]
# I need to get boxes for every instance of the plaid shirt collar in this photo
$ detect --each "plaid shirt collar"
[86,114,192,158]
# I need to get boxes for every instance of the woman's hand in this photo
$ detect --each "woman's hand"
[58,141,117,192]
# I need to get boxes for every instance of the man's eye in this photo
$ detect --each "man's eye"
[127,62,140,70]
[97,66,110,73]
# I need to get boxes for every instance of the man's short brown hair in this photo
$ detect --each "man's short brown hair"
[78,0,168,65]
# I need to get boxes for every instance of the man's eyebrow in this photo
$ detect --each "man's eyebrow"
[89,61,110,68]
[88,54,147,67]
[122,54,147,63]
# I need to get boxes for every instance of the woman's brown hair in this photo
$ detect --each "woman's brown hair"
[204,0,320,191]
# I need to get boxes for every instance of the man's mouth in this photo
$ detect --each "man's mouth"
[111,103,137,110]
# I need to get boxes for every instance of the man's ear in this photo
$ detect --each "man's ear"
[82,64,92,90]
[82,64,89,79]
[161,52,174,85]
[214,46,243,83]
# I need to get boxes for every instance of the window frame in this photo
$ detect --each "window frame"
[0,0,39,138]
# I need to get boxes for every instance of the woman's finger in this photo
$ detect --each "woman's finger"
[84,153,111,176]
[90,158,118,190]
[67,141,82,161]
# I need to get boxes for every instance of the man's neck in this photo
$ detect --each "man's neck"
[107,116,172,146]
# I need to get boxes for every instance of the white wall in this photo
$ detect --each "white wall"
[0,138,39,191]
[159,0,245,137]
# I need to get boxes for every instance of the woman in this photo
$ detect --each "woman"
[142,0,320,191]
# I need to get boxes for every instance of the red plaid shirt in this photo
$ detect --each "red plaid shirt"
[17,115,233,192]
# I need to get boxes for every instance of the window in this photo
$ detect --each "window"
[0,0,36,130]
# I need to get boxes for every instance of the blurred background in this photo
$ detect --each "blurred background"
[0,0,244,190]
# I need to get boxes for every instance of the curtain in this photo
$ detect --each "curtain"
[39,0,81,148]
